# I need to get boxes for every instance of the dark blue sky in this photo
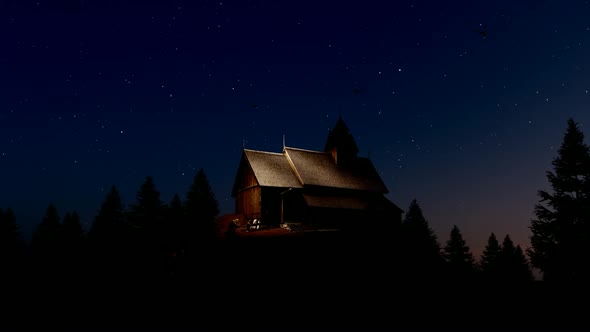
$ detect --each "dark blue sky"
[2,0,590,255]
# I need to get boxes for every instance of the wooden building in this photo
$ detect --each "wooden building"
[231,116,403,231]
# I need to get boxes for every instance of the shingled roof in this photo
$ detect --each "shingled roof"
[236,147,389,194]
[243,149,303,188]
[285,147,388,193]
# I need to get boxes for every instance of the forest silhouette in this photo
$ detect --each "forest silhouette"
[2,119,590,331]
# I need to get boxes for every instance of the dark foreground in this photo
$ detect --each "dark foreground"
[3,235,588,331]
[6,281,585,332]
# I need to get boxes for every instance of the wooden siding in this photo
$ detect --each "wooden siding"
[237,158,258,191]
[234,157,262,218]
[236,186,261,218]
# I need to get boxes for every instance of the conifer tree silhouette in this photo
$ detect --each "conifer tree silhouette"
[0,208,21,252]
[62,211,83,275]
[0,208,24,279]
[130,176,164,229]
[62,211,83,245]
[63,212,72,226]
[129,176,166,278]
[443,225,476,279]
[89,186,125,241]
[31,204,62,277]
[400,199,443,278]
[498,235,533,282]
[529,118,590,281]
[88,186,127,279]
[169,193,183,222]
[480,232,502,281]
[513,245,534,282]
[184,169,220,244]
[167,194,184,250]
[499,234,516,277]
[166,193,184,276]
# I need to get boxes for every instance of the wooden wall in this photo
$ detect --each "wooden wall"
[234,159,261,218]
[236,186,261,218]
[236,158,258,190]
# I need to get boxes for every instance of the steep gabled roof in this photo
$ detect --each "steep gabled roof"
[242,149,303,189]
[233,146,389,194]
[284,147,388,193]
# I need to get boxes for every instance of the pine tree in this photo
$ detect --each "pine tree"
[62,211,83,248]
[400,199,443,277]
[499,235,515,282]
[31,204,61,251]
[88,186,128,277]
[167,194,184,248]
[130,176,164,228]
[31,204,62,275]
[61,211,83,275]
[499,235,533,282]
[89,186,125,241]
[514,245,534,282]
[480,233,502,280]
[528,118,590,281]
[184,169,220,243]
[0,208,24,277]
[0,208,22,254]
[169,194,183,221]
[443,225,476,279]
[129,176,166,245]
[129,176,167,277]
[166,194,184,277]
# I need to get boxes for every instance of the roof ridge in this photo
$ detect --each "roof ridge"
[284,148,305,185]
[243,148,284,156]
[284,146,328,154]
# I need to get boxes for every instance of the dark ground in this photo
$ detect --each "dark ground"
[3,235,588,331]
[7,279,584,332]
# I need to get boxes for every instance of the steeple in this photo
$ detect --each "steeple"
[324,115,359,165]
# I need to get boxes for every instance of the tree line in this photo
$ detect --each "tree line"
[1,168,219,284]
[390,117,590,283]
[0,118,588,284]
[390,198,533,283]
[0,180,534,284]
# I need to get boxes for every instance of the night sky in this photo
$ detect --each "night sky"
[2,0,590,256]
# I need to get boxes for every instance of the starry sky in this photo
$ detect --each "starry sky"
[2,0,590,256]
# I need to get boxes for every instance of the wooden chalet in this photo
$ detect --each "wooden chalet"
[231,116,403,232]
